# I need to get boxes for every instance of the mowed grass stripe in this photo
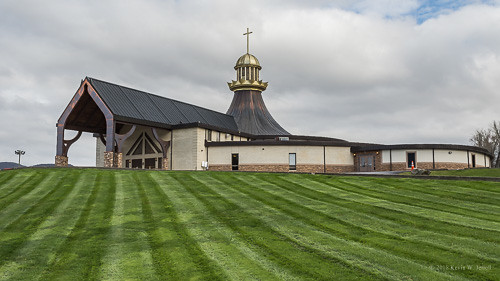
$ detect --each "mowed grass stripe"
[363,178,500,216]
[0,170,33,195]
[40,170,116,280]
[153,172,296,281]
[0,170,49,211]
[332,178,500,222]
[0,170,79,265]
[173,173,383,281]
[303,175,500,232]
[331,177,500,220]
[224,173,497,280]
[99,171,157,280]
[389,178,500,203]
[0,171,61,233]
[0,171,97,280]
[271,174,500,263]
[196,173,463,281]
[285,175,500,243]
[444,179,500,194]
[133,171,225,280]
[0,170,17,186]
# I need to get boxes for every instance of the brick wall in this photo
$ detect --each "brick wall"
[209,164,232,171]
[209,164,355,173]
[325,165,355,173]
[240,164,289,172]
[381,161,473,171]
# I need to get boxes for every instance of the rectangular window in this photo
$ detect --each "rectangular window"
[289,153,296,170]
[407,152,416,168]
[206,130,212,141]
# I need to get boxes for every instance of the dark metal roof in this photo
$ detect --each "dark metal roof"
[351,143,493,157]
[226,90,289,135]
[88,77,239,132]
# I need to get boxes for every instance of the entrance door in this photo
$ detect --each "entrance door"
[407,152,416,169]
[232,153,239,171]
[359,155,375,172]
[471,154,476,168]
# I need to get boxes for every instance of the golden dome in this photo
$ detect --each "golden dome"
[235,53,261,70]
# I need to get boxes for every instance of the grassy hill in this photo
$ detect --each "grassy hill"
[0,168,498,280]
[429,168,500,177]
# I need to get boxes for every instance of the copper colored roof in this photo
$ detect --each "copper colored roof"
[226,90,289,136]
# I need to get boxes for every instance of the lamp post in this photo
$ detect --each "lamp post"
[14,150,25,167]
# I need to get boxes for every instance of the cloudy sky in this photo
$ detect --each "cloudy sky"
[1,0,499,166]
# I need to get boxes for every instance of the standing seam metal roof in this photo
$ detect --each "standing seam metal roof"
[88,77,239,132]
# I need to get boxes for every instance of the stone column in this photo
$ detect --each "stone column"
[114,152,123,168]
[55,155,68,167]
[104,152,115,168]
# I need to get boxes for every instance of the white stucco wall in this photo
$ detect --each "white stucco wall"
[381,148,490,167]
[325,146,354,165]
[208,145,353,166]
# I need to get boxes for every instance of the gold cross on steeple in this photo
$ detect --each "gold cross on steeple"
[243,27,253,54]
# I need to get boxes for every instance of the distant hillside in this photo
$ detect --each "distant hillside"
[0,162,24,169]
[0,163,77,169]
[31,163,56,168]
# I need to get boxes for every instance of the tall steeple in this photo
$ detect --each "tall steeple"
[226,28,289,136]
[228,28,268,92]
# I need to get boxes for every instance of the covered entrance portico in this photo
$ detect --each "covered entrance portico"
[55,78,170,169]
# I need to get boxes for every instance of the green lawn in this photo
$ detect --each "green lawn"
[429,168,500,178]
[0,168,498,280]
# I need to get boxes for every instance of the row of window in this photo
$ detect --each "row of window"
[206,130,249,142]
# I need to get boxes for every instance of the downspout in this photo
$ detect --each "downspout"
[389,149,392,171]
[170,130,173,170]
[432,148,435,169]
[467,150,470,168]
[323,146,326,173]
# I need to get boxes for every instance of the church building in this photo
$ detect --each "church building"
[56,30,492,172]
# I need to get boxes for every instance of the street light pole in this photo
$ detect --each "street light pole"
[14,150,25,167]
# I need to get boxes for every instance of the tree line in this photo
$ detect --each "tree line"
[470,121,500,168]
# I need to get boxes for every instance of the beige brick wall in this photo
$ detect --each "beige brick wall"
[172,127,199,170]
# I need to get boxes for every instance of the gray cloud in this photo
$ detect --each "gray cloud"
[1,0,499,166]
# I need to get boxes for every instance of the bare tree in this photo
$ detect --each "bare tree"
[470,121,500,167]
